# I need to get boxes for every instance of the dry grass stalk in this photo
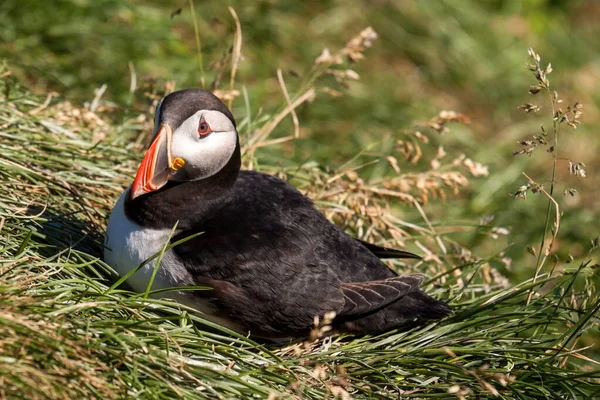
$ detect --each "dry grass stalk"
[188,0,205,88]
[277,68,300,139]
[227,6,242,109]
[523,172,561,304]
[315,27,378,66]
[243,88,316,168]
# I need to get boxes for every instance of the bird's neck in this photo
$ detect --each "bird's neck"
[124,144,241,230]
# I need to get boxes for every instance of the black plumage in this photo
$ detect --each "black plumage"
[119,89,451,339]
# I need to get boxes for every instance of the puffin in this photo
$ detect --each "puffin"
[104,89,451,340]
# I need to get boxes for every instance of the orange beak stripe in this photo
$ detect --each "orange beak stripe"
[131,124,173,200]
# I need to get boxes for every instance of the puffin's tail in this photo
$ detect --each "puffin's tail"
[396,290,453,321]
[337,290,452,335]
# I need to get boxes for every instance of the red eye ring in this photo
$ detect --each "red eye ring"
[198,121,212,136]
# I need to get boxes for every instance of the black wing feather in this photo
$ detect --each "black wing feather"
[339,274,424,316]
[355,238,421,260]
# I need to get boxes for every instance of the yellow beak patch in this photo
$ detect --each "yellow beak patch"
[171,157,185,171]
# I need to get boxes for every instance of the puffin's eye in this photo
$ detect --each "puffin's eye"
[198,121,212,136]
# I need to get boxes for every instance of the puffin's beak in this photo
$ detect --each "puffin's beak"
[131,124,176,200]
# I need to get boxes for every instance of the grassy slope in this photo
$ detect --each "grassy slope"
[2,0,600,276]
[1,58,599,399]
[1,1,600,398]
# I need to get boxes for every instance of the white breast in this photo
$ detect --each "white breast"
[104,188,245,332]
[104,188,180,292]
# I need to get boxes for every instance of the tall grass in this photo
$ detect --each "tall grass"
[1,14,599,396]
[2,1,600,274]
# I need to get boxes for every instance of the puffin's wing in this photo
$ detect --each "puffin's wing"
[355,238,421,260]
[339,274,424,316]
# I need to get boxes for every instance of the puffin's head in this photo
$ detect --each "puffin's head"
[131,89,238,200]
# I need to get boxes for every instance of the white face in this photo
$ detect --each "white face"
[169,110,238,181]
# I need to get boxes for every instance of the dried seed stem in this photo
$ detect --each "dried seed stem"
[524,172,561,305]
[277,68,300,139]
[188,0,205,89]
[527,50,561,305]
[227,6,242,109]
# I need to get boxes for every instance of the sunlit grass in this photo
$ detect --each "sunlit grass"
[1,31,599,397]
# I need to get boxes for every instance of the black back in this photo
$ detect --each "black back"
[125,169,450,338]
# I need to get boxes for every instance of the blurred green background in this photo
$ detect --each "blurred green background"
[1,0,599,279]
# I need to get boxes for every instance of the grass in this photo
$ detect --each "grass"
[1,22,600,397]
[1,1,600,398]
[3,0,600,275]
